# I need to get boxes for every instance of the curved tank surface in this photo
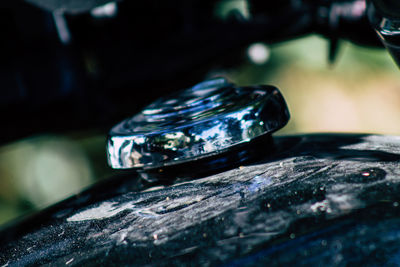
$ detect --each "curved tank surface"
[1,134,400,266]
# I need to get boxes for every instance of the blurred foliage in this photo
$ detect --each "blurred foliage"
[1,35,400,226]
[229,36,400,134]
[0,133,113,226]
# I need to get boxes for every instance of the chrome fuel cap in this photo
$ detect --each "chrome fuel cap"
[107,78,290,170]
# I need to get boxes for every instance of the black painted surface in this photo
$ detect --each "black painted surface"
[1,134,400,266]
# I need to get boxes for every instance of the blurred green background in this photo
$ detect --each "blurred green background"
[1,35,400,226]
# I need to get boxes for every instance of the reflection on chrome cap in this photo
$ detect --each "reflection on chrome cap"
[107,78,289,169]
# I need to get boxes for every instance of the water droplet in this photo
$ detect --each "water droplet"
[394,202,399,207]
[311,200,331,213]
[344,168,386,183]
[321,240,327,246]
[290,233,296,239]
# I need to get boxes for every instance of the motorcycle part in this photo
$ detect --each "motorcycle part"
[3,134,400,266]
[107,78,289,170]
[368,0,400,68]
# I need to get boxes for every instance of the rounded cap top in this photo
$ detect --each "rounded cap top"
[107,78,289,169]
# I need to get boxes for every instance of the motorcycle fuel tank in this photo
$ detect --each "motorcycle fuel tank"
[1,80,400,266]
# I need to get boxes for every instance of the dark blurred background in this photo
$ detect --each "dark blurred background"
[1,0,400,226]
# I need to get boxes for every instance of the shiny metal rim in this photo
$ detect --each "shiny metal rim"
[107,78,289,169]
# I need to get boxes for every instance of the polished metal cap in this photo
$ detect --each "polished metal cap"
[107,78,289,169]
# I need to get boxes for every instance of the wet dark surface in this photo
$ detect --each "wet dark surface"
[2,134,400,266]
